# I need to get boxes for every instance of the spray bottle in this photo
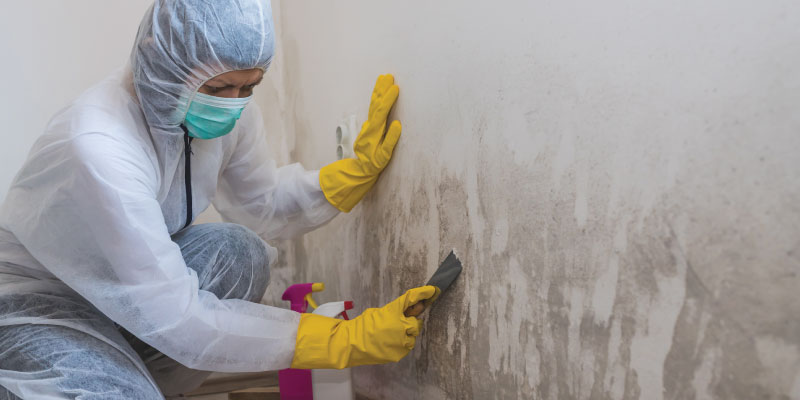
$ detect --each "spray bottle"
[279,283,355,400]
[311,301,355,400]
[279,282,324,400]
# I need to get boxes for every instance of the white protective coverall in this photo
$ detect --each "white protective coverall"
[0,0,338,397]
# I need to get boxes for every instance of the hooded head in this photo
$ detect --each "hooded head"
[131,0,275,135]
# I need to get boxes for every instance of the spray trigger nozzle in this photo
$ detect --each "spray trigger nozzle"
[282,282,326,313]
[304,293,319,310]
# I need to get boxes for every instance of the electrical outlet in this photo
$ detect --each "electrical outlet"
[335,115,358,160]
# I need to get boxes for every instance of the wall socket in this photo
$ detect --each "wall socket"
[335,115,358,160]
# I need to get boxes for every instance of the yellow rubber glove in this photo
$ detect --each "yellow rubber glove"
[319,74,402,212]
[291,286,436,370]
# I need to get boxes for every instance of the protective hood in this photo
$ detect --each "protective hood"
[131,0,275,135]
[130,0,275,202]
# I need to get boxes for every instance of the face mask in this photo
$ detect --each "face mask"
[183,92,253,139]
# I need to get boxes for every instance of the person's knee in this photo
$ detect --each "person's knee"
[0,324,163,400]
[215,223,272,302]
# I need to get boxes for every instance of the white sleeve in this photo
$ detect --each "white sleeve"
[5,133,300,372]
[213,106,339,240]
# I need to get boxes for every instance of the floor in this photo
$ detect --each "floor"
[184,372,280,399]
[183,371,369,399]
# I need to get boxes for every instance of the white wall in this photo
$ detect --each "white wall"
[269,1,800,399]
[0,1,154,200]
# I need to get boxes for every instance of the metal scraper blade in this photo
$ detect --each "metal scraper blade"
[404,250,463,317]
[426,250,462,292]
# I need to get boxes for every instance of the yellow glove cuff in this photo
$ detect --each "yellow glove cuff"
[319,159,378,212]
[291,313,349,369]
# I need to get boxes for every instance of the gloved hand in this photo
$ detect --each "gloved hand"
[319,74,402,212]
[290,286,436,369]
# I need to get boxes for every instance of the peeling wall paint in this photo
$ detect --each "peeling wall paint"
[253,1,800,398]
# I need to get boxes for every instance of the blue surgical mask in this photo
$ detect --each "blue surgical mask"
[183,92,253,139]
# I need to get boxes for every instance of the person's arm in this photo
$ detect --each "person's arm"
[5,133,300,372]
[217,74,402,234]
[214,104,339,241]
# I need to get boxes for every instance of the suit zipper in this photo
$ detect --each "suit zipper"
[180,125,193,230]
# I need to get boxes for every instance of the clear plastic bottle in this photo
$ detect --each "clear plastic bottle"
[311,301,355,400]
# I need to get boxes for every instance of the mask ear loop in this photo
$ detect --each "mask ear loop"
[180,81,205,125]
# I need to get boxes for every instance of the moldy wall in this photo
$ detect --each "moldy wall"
[254,1,800,399]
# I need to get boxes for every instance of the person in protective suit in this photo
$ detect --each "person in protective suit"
[0,1,436,398]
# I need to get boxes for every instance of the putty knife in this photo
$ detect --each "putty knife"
[404,251,463,317]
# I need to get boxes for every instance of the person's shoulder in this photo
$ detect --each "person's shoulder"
[47,69,145,140]
[72,84,144,133]
[38,71,156,174]
[61,130,160,190]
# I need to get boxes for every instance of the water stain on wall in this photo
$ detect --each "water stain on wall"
[260,1,800,398]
